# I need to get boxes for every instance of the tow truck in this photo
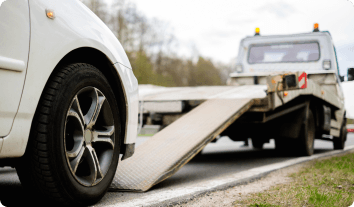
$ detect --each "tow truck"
[110,24,347,192]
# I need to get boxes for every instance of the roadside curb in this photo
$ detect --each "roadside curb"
[105,146,354,207]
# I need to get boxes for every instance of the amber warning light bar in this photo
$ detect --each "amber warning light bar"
[313,23,319,32]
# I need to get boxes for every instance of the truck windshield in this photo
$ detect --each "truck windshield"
[248,42,320,64]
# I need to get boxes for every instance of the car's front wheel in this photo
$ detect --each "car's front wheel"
[16,63,121,206]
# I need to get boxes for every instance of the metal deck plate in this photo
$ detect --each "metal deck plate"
[140,85,267,101]
[110,98,253,191]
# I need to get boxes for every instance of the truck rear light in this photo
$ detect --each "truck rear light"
[323,60,331,70]
[235,64,243,73]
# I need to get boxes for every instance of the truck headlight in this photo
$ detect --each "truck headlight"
[323,60,331,70]
[235,64,243,73]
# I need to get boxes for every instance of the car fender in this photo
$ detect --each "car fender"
[0,0,138,158]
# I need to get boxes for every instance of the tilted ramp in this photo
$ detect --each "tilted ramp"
[109,72,343,191]
[110,98,254,191]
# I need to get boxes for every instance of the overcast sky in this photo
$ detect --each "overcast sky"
[126,0,354,75]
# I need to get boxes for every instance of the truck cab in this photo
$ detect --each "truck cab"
[225,25,346,154]
[230,27,344,99]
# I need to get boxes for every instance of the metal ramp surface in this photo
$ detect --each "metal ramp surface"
[110,98,253,191]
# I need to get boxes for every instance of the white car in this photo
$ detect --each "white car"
[0,0,138,205]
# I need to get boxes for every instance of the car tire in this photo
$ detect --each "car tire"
[16,63,122,206]
[297,109,315,156]
[333,118,347,150]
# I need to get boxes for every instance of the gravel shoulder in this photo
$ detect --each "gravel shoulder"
[172,164,303,207]
[174,150,354,207]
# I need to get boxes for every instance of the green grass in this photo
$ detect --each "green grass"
[235,153,354,207]
[138,134,155,137]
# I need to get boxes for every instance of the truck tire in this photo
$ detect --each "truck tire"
[251,138,264,149]
[16,63,122,206]
[333,119,347,150]
[297,109,315,156]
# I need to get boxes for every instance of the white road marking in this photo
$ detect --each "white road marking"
[104,145,354,207]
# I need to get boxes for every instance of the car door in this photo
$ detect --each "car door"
[0,0,30,137]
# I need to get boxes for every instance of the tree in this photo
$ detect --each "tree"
[82,0,108,23]
[192,57,222,86]
[81,0,225,87]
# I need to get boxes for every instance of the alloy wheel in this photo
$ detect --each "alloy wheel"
[64,87,115,186]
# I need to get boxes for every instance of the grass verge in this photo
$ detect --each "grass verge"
[234,152,354,207]
[138,134,155,137]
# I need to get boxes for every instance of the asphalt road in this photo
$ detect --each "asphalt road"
[0,134,353,206]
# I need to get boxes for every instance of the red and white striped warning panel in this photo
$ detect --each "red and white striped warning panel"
[298,72,307,89]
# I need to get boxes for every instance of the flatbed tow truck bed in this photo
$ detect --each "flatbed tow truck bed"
[110,71,342,191]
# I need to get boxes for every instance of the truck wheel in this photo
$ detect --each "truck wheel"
[251,138,264,149]
[298,109,315,156]
[16,63,121,206]
[333,119,347,150]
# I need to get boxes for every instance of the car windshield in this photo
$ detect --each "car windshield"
[248,42,320,64]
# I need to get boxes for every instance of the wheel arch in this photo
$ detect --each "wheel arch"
[54,47,128,153]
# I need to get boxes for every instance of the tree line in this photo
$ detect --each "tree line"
[82,0,231,86]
